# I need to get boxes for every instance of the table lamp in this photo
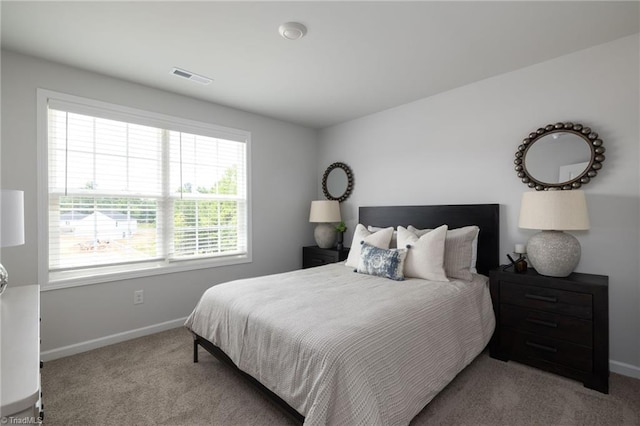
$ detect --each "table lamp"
[1,190,25,295]
[309,200,341,249]
[518,190,589,277]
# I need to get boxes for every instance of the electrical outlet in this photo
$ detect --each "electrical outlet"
[134,290,144,305]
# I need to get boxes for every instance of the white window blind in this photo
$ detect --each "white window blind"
[46,98,249,279]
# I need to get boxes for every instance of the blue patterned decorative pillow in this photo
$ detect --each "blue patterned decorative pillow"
[357,242,408,281]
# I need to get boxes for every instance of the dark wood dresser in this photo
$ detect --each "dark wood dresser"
[489,267,609,393]
[302,246,349,269]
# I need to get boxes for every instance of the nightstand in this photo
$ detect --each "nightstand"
[489,267,609,393]
[302,246,349,269]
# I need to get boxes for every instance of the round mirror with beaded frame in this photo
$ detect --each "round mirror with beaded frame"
[515,122,605,190]
[322,162,354,202]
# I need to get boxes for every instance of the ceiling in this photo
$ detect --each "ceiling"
[1,1,638,129]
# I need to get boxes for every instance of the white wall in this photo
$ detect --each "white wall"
[1,50,318,355]
[318,35,640,375]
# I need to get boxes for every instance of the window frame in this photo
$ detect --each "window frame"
[37,89,252,290]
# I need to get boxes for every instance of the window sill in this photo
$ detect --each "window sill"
[43,254,252,291]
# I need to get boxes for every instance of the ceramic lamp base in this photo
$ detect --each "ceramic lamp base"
[526,230,581,277]
[314,223,337,249]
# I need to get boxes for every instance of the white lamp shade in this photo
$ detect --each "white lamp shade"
[519,190,589,231]
[309,200,341,223]
[1,190,25,247]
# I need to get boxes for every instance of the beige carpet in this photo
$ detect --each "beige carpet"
[41,327,640,425]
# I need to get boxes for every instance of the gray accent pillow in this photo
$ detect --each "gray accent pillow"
[408,225,480,281]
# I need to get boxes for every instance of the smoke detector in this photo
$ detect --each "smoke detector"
[170,67,212,85]
[279,22,307,40]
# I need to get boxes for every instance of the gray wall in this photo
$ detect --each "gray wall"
[318,35,640,374]
[2,35,639,376]
[1,50,318,353]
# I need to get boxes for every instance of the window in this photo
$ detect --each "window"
[39,90,251,287]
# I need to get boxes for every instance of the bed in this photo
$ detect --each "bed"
[185,204,499,425]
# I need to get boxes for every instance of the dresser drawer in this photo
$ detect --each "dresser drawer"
[500,304,592,347]
[501,329,593,372]
[490,268,609,393]
[501,281,593,319]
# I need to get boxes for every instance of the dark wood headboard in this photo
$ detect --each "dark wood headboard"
[359,204,500,276]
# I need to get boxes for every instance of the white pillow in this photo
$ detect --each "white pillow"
[397,225,449,281]
[408,225,480,281]
[344,224,394,268]
[367,226,398,248]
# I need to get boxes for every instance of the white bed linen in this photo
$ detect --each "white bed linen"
[185,263,495,426]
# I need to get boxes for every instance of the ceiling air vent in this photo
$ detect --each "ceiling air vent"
[170,67,212,85]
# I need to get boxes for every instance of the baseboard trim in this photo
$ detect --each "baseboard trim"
[610,359,640,379]
[40,317,188,361]
[38,320,640,378]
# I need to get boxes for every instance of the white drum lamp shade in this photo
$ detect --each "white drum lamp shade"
[309,200,341,249]
[519,190,589,277]
[1,190,25,295]
[1,190,25,247]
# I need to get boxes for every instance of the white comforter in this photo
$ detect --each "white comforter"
[185,263,495,426]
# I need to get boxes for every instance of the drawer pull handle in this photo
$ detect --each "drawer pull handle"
[525,318,558,328]
[526,341,557,353]
[525,293,557,303]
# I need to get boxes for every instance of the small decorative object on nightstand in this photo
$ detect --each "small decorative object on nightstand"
[303,246,349,269]
[489,267,609,393]
[513,243,528,273]
[335,221,347,251]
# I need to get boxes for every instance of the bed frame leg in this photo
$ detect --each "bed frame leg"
[193,337,199,363]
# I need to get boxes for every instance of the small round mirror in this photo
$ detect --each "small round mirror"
[515,122,605,190]
[322,162,353,202]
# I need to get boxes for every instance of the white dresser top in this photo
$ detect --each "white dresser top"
[1,285,40,416]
